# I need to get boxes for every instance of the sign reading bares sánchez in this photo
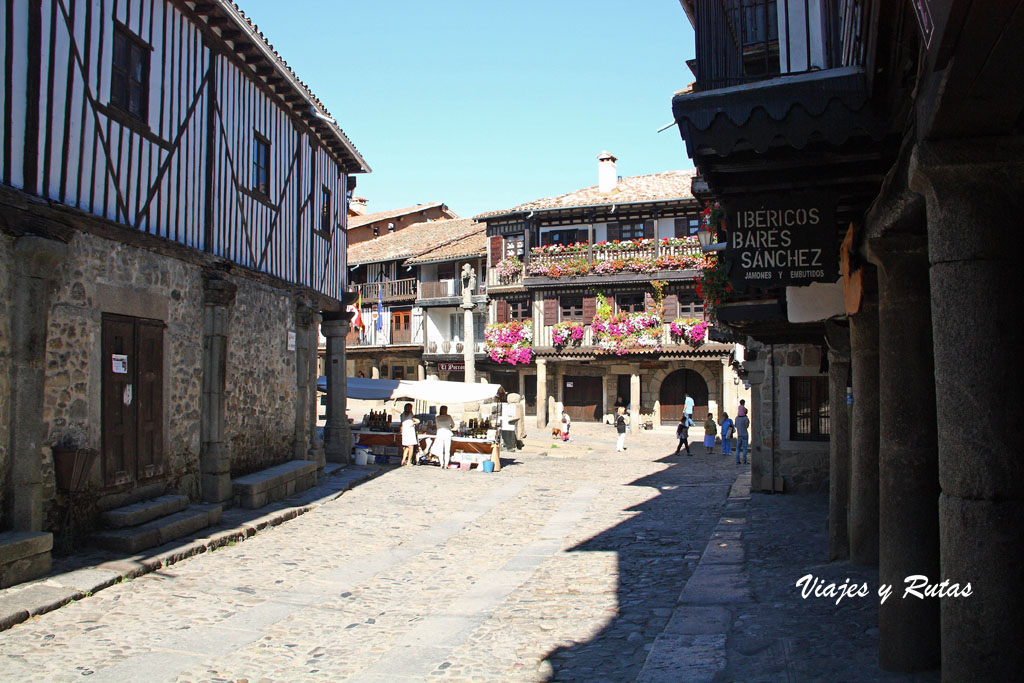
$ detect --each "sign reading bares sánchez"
[723,193,838,288]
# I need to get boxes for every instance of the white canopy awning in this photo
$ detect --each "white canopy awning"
[317,376,504,404]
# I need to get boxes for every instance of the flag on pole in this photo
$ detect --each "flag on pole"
[376,286,383,331]
[346,290,363,332]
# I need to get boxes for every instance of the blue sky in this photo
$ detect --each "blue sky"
[239,1,697,217]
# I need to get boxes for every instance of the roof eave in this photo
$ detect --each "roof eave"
[478,195,698,223]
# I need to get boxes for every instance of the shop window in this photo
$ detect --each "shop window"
[790,376,829,441]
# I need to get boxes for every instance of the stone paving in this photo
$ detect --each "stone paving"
[0,424,936,681]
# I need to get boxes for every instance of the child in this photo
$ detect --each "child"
[703,414,717,455]
[720,412,734,457]
[560,410,571,442]
[675,415,692,456]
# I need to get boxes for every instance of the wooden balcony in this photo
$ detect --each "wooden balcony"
[523,241,703,281]
[487,268,524,289]
[532,322,720,353]
[417,279,486,300]
[354,278,417,302]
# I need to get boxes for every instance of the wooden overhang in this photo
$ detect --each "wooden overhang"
[183,0,370,175]
[482,198,697,234]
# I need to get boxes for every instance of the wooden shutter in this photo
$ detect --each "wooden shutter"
[544,295,558,325]
[675,218,689,238]
[582,296,597,324]
[607,222,620,241]
[490,235,503,263]
[663,294,679,319]
[644,219,655,239]
[496,299,508,323]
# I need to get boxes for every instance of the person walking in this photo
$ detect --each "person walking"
[684,393,695,427]
[615,407,629,451]
[675,415,692,456]
[735,411,750,465]
[398,403,419,466]
[434,405,455,469]
[560,410,572,442]
[720,412,735,458]
[703,414,717,455]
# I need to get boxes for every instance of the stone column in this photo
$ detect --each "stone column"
[847,270,879,566]
[8,236,67,531]
[307,311,325,467]
[868,233,940,672]
[629,370,641,435]
[200,274,236,504]
[417,364,425,381]
[826,323,852,561]
[293,303,323,472]
[911,139,1024,681]
[322,314,352,464]
[462,302,476,384]
[536,358,548,429]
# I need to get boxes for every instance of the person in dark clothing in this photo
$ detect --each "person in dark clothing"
[675,415,692,456]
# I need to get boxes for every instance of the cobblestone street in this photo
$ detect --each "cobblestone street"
[0,425,926,682]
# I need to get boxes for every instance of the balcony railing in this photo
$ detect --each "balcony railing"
[354,278,416,302]
[417,279,486,300]
[693,0,870,91]
[531,322,716,351]
[523,240,703,279]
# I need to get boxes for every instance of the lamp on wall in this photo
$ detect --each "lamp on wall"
[696,228,726,252]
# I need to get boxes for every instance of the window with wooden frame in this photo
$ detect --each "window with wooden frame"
[320,186,332,232]
[508,299,530,322]
[790,376,829,441]
[560,295,584,322]
[111,24,150,121]
[253,134,270,196]
[678,292,704,317]
[616,292,646,314]
[545,229,583,245]
[505,234,525,258]
[620,222,646,240]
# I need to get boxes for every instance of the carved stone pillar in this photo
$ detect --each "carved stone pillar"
[462,302,476,384]
[308,311,325,467]
[200,274,236,503]
[536,358,548,429]
[293,302,320,469]
[869,234,939,672]
[8,236,67,531]
[848,269,879,566]
[826,322,852,561]
[322,313,352,464]
[911,138,1024,680]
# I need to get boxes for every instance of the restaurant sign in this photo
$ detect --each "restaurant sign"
[723,193,837,288]
[439,362,465,372]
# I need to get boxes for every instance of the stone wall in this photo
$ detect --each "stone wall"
[42,231,205,507]
[749,343,830,493]
[0,233,12,528]
[223,283,297,476]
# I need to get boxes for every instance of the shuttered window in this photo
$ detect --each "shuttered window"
[620,222,645,240]
[508,299,530,321]
[560,295,584,322]
[617,292,645,314]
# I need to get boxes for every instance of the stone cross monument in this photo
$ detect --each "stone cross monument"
[461,263,477,384]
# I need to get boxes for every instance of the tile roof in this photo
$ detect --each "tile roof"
[348,202,457,229]
[405,225,486,265]
[476,170,697,219]
[348,218,483,265]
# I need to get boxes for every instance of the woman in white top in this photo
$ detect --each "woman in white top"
[398,403,419,466]
[434,405,456,469]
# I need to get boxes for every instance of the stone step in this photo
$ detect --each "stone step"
[100,494,190,529]
[91,504,222,554]
[0,531,53,589]
[232,459,317,509]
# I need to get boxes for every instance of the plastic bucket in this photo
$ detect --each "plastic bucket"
[354,446,370,466]
[482,460,495,473]
[459,461,472,471]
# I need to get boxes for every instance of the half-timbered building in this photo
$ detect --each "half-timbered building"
[0,0,367,587]
[477,153,748,433]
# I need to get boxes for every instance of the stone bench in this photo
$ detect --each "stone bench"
[0,531,53,589]
[231,460,318,509]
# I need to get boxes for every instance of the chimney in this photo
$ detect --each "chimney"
[597,151,618,193]
[349,196,368,215]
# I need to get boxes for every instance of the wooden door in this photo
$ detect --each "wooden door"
[523,374,537,415]
[392,309,411,344]
[660,369,709,424]
[102,314,165,487]
[563,376,603,421]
